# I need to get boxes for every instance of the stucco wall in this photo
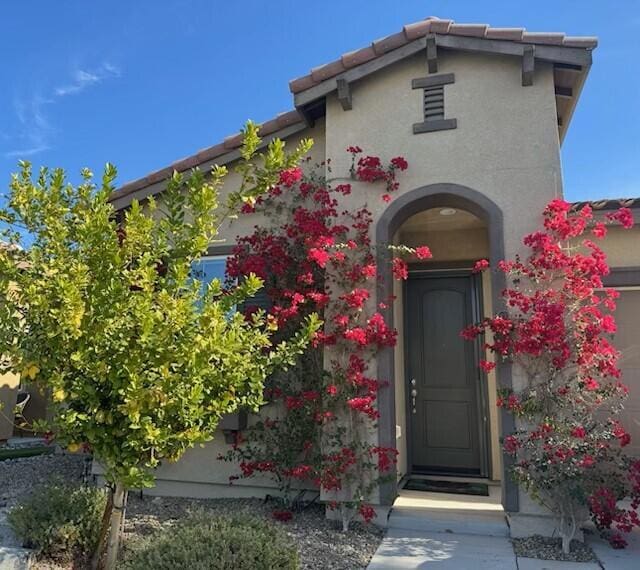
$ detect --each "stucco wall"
[323,49,563,259]
[599,225,640,268]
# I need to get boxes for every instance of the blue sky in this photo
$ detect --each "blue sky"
[1,1,638,202]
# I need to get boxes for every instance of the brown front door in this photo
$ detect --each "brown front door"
[406,272,488,476]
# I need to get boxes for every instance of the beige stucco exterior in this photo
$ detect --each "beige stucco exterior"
[109,48,577,513]
[89,27,640,537]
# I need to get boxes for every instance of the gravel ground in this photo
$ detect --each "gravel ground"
[0,452,88,508]
[512,534,598,562]
[122,495,383,569]
[1,454,383,570]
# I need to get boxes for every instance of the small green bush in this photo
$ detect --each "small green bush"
[7,483,107,561]
[123,512,299,570]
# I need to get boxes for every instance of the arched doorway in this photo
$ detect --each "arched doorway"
[375,183,518,513]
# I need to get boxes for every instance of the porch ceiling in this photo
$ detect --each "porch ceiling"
[400,208,486,233]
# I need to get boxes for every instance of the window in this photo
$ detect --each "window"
[191,255,229,288]
[192,253,272,314]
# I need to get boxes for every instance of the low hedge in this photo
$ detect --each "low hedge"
[8,482,107,562]
[123,512,299,570]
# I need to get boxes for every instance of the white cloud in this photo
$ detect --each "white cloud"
[5,62,121,159]
[5,145,50,158]
[54,62,120,97]
[4,95,52,159]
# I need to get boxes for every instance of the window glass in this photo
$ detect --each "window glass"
[191,255,228,287]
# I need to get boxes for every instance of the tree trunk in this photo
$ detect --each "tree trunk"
[559,510,576,555]
[104,483,128,570]
[90,488,114,570]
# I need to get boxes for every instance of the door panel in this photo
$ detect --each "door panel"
[407,274,485,475]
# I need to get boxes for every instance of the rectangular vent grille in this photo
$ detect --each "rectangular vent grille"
[423,86,444,121]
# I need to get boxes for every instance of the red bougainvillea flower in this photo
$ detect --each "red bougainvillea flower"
[358,503,377,523]
[390,156,409,171]
[346,145,362,154]
[307,247,330,268]
[472,259,490,273]
[592,222,607,238]
[381,194,392,203]
[479,360,496,373]
[272,510,293,522]
[579,455,595,468]
[571,426,587,439]
[415,246,433,260]
[606,207,634,229]
[340,288,370,309]
[503,435,521,454]
[279,167,303,187]
[392,258,408,280]
[356,156,386,183]
[583,377,600,391]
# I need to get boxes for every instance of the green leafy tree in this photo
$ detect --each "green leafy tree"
[0,124,319,569]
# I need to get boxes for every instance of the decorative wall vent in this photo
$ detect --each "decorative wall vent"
[411,73,457,134]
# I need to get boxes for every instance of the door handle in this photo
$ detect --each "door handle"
[410,379,417,414]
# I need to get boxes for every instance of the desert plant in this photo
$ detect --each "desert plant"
[8,483,107,562]
[122,512,299,570]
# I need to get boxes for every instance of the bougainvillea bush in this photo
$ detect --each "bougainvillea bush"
[223,148,428,528]
[464,200,638,552]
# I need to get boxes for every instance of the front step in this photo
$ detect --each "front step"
[388,506,509,537]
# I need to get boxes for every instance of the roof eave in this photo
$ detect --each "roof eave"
[109,118,308,211]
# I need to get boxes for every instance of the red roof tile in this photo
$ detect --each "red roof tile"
[288,16,598,94]
[111,110,306,203]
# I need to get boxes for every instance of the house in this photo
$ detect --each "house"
[106,16,640,535]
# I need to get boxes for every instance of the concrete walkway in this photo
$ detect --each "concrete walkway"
[368,528,640,569]
[367,529,517,569]
[587,527,640,570]
[0,510,32,570]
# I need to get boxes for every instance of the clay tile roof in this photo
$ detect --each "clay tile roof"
[570,198,640,212]
[112,16,600,205]
[288,16,598,94]
[111,110,305,203]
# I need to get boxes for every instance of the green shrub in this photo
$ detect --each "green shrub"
[123,512,299,570]
[7,483,107,561]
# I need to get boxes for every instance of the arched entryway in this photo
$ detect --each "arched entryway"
[375,183,518,513]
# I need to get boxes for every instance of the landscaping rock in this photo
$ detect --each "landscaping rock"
[0,453,86,509]
[2,455,383,569]
[123,494,383,570]
[511,535,598,563]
